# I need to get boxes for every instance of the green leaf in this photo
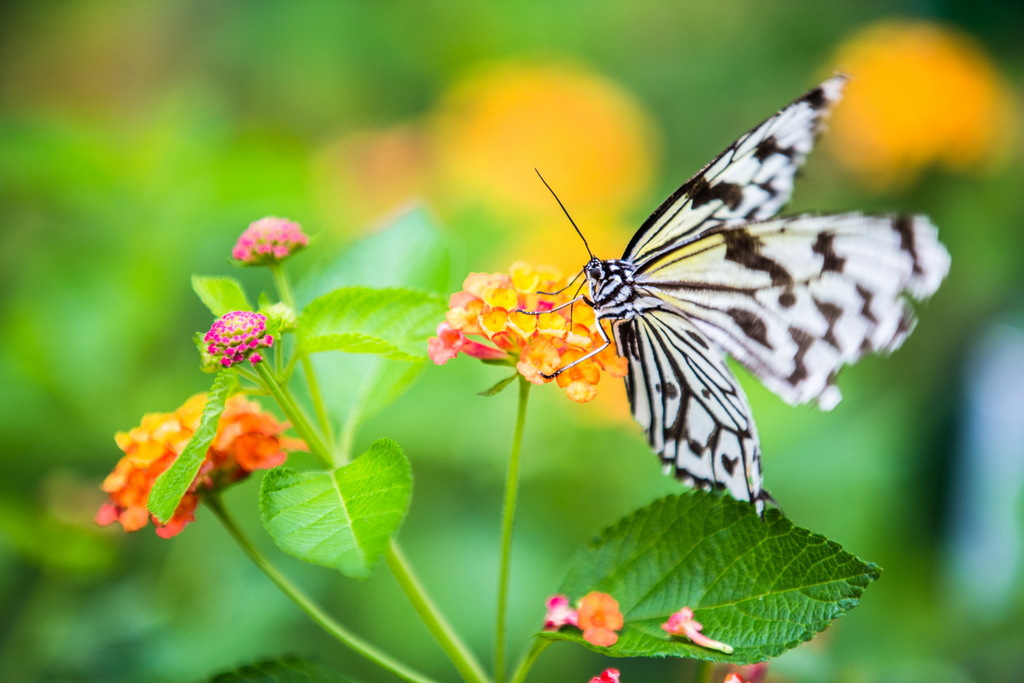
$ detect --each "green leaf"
[259,438,412,579]
[295,206,452,304]
[207,655,352,682]
[148,373,233,523]
[549,491,880,664]
[298,287,445,362]
[192,275,252,316]
[479,373,519,397]
[292,209,451,432]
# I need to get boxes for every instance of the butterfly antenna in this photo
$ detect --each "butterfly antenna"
[535,168,594,260]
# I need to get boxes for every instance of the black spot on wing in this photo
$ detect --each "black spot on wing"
[855,284,878,324]
[805,85,827,109]
[728,307,772,348]
[787,327,814,385]
[812,231,845,273]
[721,454,738,476]
[778,291,796,308]
[688,176,744,210]
[723,230,793,286]
[753,134,796,162]
[813,298,843,350]
[894,215,922,275]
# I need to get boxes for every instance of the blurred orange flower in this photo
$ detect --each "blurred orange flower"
[577,591,624,647]
[429,261,627,403]
[829,20,1015,188]
[97,394,306,538]
[432,61,658,272]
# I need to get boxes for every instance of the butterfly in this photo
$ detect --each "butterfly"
[535,75,950,511]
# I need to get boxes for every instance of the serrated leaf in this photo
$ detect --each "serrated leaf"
[192,275,252,316]
[207,655,352,682]
[549,491,880,664]
[148,373,233,523]
[479,373,519,397]
[259,438,412,579]
[298,287,444,361]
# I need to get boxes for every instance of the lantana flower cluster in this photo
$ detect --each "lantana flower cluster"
[204,311,274,367]
[96,393,306,538]
[429,261,627,403]
[232,216,309,265]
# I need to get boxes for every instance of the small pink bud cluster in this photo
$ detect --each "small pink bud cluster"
[204,311,274,367]
[232,217,309,265]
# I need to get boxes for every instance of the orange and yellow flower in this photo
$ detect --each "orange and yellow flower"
[542,591,625,648]
[829,20,1015,188]
[429,261,628,403]
[577,591,625,647]
[96,393,306,538]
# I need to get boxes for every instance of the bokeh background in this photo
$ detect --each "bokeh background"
[2,1,1023,681]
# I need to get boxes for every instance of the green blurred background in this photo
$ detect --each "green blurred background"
[2,1,1022,681]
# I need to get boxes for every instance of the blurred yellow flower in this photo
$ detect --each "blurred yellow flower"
[431,61,658,271]
[829,20,1016,188]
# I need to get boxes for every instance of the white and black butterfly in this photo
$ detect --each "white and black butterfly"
[535,76,950,511]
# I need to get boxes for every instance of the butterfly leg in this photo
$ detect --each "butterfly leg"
[514,294,590,316]
[540,319,612,379]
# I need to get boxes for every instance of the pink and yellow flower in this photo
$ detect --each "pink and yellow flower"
[542,591,624,647]
[661,606,734,654]
[429,261,627,403]
[96,393,306,538]
[204,311,274,368]
[232,216,309,265]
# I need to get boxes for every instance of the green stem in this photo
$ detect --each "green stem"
[269,263,336,455]
[693,660,714,683]
[385,541,490,683]
[507,639,550,683]
[207,496,438,683]
[255,362,333,469]
[495,377,531,683]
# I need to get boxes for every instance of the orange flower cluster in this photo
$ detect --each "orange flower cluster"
[429,261,627,403]
[96,394,306,538]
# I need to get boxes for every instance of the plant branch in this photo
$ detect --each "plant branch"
[495,377,531,683]
[208,495,438,683]
[386,541,490,683]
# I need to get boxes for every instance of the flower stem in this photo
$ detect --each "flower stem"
[507,639,550,683]
[207,495,438,683]
[693,660,714,683]
[495,377,531,683]
[255,362,333,469]
[269,262,336,455]
[385,541,490,683]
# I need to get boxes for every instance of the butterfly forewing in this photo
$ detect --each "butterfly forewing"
[623,76,847,264]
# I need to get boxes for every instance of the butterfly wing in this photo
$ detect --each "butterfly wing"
[613,311,768,511]
[623,76,847,264]
[634,213,950,408]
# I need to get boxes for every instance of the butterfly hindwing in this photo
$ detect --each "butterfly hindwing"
[633,213,950,408]
[614,311,766,510]
[623,75,847,264]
